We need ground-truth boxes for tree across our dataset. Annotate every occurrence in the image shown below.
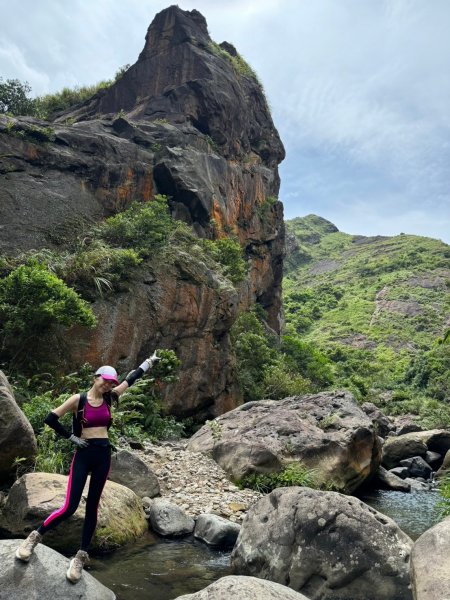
[0,77,36,115]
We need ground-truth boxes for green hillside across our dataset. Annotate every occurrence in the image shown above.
[283,215,450,426]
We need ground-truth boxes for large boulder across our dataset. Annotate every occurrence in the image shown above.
[174,575,311,600]
[410,516,450,600]
[188,391,382,492]
[0,472,147,551]
[0,539,115,599]
[231,487,413,600]
[108,449,160,498]
[0,371,37,482]
[382,430,450,469]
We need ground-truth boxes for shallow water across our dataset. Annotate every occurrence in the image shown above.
[359,489,441,540]
[89,531,232,600]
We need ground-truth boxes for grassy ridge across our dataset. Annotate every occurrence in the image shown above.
[283,215,450,422]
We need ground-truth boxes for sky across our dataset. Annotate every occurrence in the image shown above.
[1,0,449,243]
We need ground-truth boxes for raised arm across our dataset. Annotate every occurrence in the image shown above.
[112,351,160,397]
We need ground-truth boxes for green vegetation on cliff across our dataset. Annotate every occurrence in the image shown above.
[283,215,450,426]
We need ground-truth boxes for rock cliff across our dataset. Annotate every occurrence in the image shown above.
[0,6,285,418]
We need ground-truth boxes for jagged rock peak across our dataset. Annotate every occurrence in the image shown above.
[139,6,210,57]
[61,5,285,166]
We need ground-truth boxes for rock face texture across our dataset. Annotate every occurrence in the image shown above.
[0,5,285,418]
[410,516,450,600]
[0,371,37,483]
[108,449,160,498]
[0,472,147,551]
[188,391,382,492]
[382,430,450,470]
[0,539,116,600]
[174,575,311,600]
[231,487,413,600]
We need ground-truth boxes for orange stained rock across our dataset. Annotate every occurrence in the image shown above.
[116,167,135,207]
[141,171,153,201]
[211,198,226,238]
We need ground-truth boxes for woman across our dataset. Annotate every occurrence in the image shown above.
[15,352,160,583]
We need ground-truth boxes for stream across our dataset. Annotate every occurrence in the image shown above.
[89,489,441,600]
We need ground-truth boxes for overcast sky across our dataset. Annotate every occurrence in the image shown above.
[1,0,449,243]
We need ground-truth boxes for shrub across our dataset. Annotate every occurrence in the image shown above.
[238,462,317,493]
[99,196,174,255]
[0,263,96,364]
[201,237,247,284]
[34,80,112,119]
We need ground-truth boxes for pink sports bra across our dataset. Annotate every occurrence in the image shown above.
[83,400,111,429]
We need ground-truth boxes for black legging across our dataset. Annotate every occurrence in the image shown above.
[37,440,111,551]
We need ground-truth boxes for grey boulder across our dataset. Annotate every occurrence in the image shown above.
[108,449,160,498]
[410,516,450,600]
[148,498,194,536]
[188,391,382,493]
[0,539,115,599]
[231,486,413,600]
[174,575,310,599]
[194,513,240,547]
[0,371,37,482]
[399,456,432,479]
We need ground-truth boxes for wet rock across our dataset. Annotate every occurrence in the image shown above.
[148,498,194,536]
[0,539,115,599]
[231,487,413,600]
[399,456,432,479]
[109,449,160,498]
[189,391,381,493]
[194,513,240,547]
[0,472,147,551]
[174,575,311,599]
[377,466,411,491]
[389,467,410,479]
[411,516,450,600]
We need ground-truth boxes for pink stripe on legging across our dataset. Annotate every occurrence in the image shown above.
[43,452,76,527]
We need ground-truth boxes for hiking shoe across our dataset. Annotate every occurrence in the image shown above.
[15,530,42,562]
[66,550,89,583]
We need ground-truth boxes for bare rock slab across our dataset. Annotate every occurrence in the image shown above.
[0,539,115,600]
[410,516,450,600]
[188,391,381,492]
[231,487,413,600]
[174,575,310,599]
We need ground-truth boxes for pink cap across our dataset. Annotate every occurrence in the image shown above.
[95,365,119,385]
